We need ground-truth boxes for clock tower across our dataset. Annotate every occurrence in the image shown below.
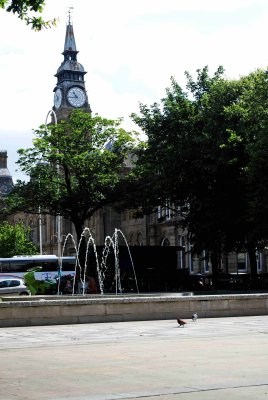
[53,15,91,120]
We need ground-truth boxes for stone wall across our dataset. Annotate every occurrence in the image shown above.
[0,293,268,327]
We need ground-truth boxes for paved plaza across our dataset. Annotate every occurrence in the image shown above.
[0,315,268,399]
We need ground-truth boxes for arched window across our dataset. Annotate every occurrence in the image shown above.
[161,237,170,246]
[137,232,143,246]
[129,233,133,246]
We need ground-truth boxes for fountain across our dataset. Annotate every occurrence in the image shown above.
[2,228,268,327]
[60,228,139,296]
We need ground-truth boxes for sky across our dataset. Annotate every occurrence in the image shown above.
[1,0,268,181]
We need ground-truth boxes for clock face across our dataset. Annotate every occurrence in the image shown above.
[67,87,86,107]
[54,89,62,109]
[0,182,11,195]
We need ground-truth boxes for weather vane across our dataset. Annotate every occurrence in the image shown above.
[67,7,74,24]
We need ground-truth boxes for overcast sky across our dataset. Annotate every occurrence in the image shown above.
[1,0,268,181]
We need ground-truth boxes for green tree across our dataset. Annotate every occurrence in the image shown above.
[0,0,56,30]
[130,67,268,276]
[6,110,142,245]
[0,221,38,257]
[226,69,268,274]
[130,67,238,272]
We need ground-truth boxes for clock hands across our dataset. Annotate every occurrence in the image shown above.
[67,87,85,107]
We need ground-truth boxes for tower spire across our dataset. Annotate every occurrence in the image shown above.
[52,9,91,120]
[63,7,77,57]
[68,6,73,25]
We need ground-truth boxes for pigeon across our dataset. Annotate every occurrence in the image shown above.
[192,312,198,322]
[177,318,187,327]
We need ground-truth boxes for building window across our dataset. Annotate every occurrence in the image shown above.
[157,206,164,221]
[237,252,247,272]
[203,250,210,273]
[188,242,194,273]
[129,233,133,246]
[157,204,171,222]
[137,232,143,246]
[165,203,171,220]
[256,251,263,273]
[178,235,186,269]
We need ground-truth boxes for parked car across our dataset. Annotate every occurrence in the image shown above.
[0,278,31,296]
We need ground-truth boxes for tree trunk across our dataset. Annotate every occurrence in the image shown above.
[247,242,257,278]
[210,250,220,277]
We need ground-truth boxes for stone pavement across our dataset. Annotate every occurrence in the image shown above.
[0,315,268,400]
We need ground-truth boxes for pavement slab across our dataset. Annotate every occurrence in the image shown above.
[0,315,268,399]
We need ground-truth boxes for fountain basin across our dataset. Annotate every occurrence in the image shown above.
[1,292,268,327]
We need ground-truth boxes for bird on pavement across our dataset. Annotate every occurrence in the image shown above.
[192,312,198,322]
[177,318,187,327]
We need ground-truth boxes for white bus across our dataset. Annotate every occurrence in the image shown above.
[0,255,76,281]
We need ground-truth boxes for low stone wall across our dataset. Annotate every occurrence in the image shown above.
[0,293,268,327]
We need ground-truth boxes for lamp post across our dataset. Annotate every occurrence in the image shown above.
[38,208,43,254]
[45,110,61,261]
[45,109,62,294]
[37,160,48,255]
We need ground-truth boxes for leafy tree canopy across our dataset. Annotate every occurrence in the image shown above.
[0,0,56,30]
[129,66,268,274]
[0,221,38,257]
[6,110,143,240]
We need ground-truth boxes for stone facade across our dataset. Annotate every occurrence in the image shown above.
[0,151,13,198]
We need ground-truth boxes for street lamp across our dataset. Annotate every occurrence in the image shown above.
[45,110,61,261]
[37,160,48,255]
[38,207,43,254]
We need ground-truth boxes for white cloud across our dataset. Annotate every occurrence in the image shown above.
[1,0,268,181]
